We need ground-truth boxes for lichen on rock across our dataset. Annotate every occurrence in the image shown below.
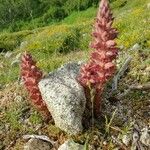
[38,62,86,135]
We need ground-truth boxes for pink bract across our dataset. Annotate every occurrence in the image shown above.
[78,0,119,117]
[21,52,51,121]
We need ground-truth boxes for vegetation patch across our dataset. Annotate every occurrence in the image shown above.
[0,0,149,149]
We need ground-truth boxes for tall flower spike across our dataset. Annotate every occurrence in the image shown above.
[21,52,51,121]
[78,0,119,117]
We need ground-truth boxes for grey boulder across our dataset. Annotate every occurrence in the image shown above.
[38,62,86,135]
[24,138,53,150]
[58,140,84,150]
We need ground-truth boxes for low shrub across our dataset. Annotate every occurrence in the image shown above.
[0,30,33,51]
[24,25,82,54]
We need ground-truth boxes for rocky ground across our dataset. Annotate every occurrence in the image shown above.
[0,44,150,150]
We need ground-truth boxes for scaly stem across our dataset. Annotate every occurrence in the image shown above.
[90,87,95,129]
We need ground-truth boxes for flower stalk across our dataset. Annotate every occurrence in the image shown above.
[78,0,119,118]
[21,52,51,121]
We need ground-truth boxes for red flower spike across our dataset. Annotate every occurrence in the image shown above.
[78,0,119,118]
[21,52,51,121]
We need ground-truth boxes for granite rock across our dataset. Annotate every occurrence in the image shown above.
[58,140,84,150]
[38,62,86,135]
[24,138,53,150]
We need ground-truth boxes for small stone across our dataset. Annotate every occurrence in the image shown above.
[14,95,23,102]
[0,62,4,68]
[133,131,140,142]
[145,66,150,72]
[103,141,107,145]
[24,138,53,150]
[131,131,140,150]
[4,51,13,58]
[130,43,140,51]
[122,134,131,146]
[147,3,150,9]
[5,84,9,87]
[0,52,5,56]
[20,41,28,50]
[119,45,124,50]
[16,53,22,59]
[11,59,20,66]
[24,119,32,126]
[5,124,10,131]
[35,124,42,131]
[58,140,84,150]
[23,135,53,143]
[140,127,150,147]
[88,144,96,150]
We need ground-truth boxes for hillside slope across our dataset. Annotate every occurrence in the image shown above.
[0,0,150,149]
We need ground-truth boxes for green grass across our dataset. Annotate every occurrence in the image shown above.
[113,0,150,48]
[0,30,34,51]
[29,111,43,125]
[0,1,149,149]
[62,7,96,24]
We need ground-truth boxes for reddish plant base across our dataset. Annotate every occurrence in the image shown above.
[78,0,119,118]
[21,52,51,121]
[84,87,102,118]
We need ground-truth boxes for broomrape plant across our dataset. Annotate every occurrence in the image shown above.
[21,52,51,121]
[77,0,118,118]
